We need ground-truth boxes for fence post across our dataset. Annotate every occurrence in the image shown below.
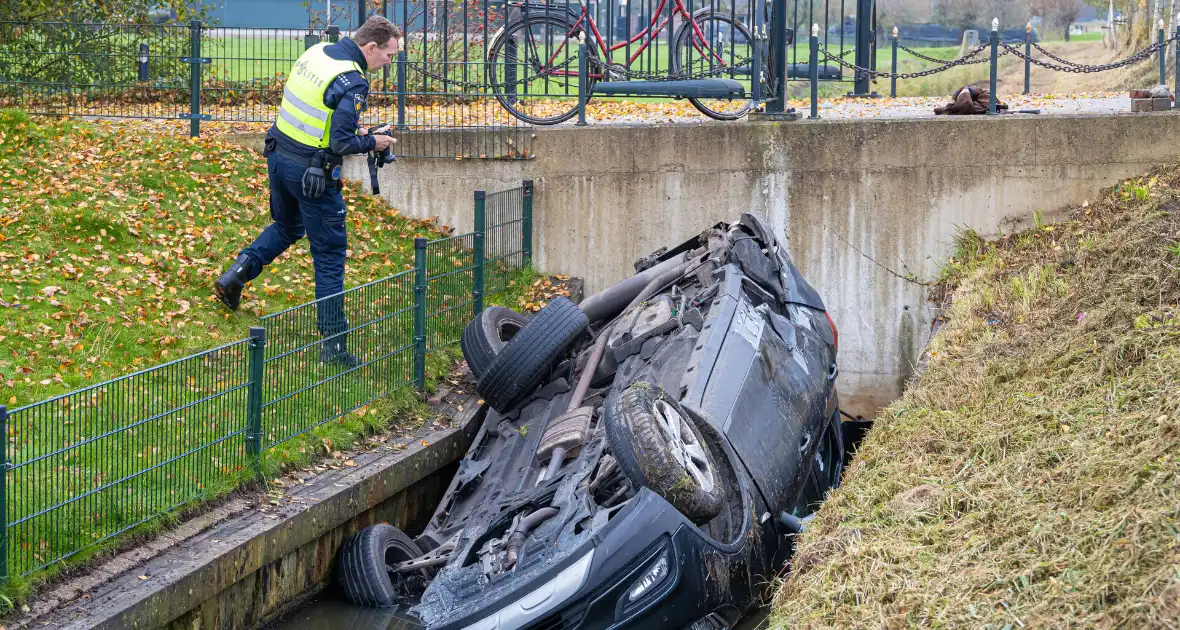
[473,191,486,317]
[0,405,7,584]
[396,48,407,130]
[988,18,999,115]
[246,327,266,479]
[1160,19,1167,87]
[752,25,763,105]
[1175,18,1180,108]
[766,0,788,113]
[890,27,898,98]
[809,24,820,119]
[1024,23,1031,95]
[413,238,428,392]
[522,179,534,266]
[577,32,588,126]
[187,20,203,138]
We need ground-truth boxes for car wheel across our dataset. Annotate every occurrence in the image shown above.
[603,383,724,525]
[337,523,426,607]
[476,297,588,413]
[461,306,530,380]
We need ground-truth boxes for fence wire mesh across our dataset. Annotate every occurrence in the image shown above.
[259,270,417,449]
[484,185,527,298]
[4,339,251,577]
[0,21,192,118]
[424,232,477,350]
[0,180,530,583]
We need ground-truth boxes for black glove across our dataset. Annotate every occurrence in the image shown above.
[302,165,326,198]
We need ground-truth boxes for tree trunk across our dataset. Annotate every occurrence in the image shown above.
[1065,23,1071,40]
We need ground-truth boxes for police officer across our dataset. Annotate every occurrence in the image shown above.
[214,16,402,367]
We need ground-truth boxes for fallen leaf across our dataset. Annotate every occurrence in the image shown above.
[344,460,357,467]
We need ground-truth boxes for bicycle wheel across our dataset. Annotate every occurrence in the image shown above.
[487,14,601,125]
[672,12,755,121]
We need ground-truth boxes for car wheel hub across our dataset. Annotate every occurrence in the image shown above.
[653,401,715,493]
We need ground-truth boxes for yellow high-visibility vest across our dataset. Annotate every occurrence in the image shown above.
[274,43,362,149]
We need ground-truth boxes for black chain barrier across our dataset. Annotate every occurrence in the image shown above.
[818,33,1178,82]
[820,42,997,80]
[1008,35,1178,73]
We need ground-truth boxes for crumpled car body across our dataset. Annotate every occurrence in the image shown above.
[353,214,844,630]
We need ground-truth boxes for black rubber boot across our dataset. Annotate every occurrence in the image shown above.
[321,332,362,368]
[214,253,255,311]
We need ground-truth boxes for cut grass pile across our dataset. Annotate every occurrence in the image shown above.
[773,165,1180,628]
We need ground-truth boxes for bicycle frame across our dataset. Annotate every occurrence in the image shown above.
[517,0,728,78]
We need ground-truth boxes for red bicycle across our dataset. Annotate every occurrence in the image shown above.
[486,0,756,124]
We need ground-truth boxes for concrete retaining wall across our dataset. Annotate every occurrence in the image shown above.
[29,400,481,630]
[230,111,1180,418]
[347,112,1180,418]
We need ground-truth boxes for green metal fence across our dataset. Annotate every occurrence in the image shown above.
[0,180,532,582]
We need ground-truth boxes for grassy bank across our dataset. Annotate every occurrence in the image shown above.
[773,165,1180,627]
[0,110,551,598]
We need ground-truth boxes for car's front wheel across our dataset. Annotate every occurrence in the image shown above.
[604,383,724,525]
[337,523,427,607]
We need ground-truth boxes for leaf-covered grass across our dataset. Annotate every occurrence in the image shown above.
[0,108,446,408]
[772,165,1180,628]
[0,109,543,599]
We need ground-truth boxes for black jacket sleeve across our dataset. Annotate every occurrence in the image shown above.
[324,71,377,156]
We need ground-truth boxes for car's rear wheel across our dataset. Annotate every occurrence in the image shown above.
[337,523,427,607]
[461,306,530,380]
[603,383,724,525]
[476,297,588,413]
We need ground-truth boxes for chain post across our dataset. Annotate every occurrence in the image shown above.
[246,327,266,479]
[767,0,788,113]
[1024,22,1032,95]
[577,32,588,126]
[989,18,999,115]
[809,24,820,119]
[413,238,428,392]
[188,20,202,137]
[522,180,534,266]
[396,47,407,130]
[1160,20,1168,87]
[473,191,486,317]
[0,405,7,584]
[890,27,898,98]
[752,24,763,105]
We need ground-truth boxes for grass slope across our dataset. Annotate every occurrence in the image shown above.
[0,109,447,408]
[773,166,1180,628]
[0,110,545,595]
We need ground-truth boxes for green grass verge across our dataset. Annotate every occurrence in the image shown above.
[772,165,1180,627]
[0,108,538,606]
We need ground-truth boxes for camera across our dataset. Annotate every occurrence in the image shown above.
[367,124,396,166]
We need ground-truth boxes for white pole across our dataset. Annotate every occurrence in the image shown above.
[327,0,333,26]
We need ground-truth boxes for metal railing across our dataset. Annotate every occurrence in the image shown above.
[0,0,866,152]
[0,180,533,581]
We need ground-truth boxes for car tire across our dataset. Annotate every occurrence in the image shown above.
[461,306,530,380]
[603,383,724,525]
[476,297,588,413]
[337,523,424,607]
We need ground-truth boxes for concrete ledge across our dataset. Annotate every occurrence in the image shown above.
[26,400,482,630]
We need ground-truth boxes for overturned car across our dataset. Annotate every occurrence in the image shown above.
[334,214,849,630]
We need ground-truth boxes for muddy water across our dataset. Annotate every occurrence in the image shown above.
[268,597,773,630]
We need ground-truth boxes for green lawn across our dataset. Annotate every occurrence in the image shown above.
[0,109,537,597]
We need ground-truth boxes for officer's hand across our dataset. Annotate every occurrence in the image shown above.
[302,165,327,199]
[373,134,396,152]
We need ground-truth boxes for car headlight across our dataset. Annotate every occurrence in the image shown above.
[626,551,671,603]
